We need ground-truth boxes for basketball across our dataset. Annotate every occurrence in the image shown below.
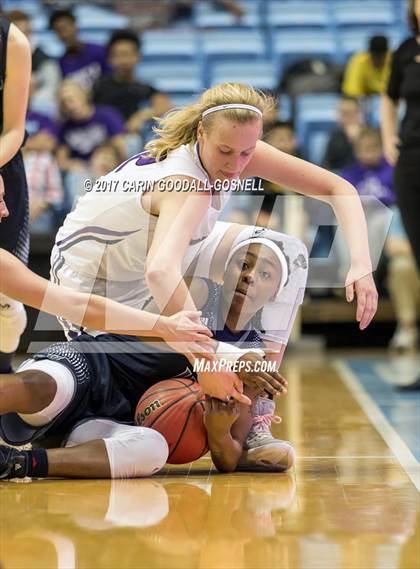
[135,378,208,464]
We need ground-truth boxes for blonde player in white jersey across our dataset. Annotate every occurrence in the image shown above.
[50,82,377,352]
[40,82,377,471]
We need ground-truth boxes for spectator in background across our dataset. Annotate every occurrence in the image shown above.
[256,121,301,228]
[24,95,65,234]
[68,142,123,203]
[49,9,110,89]
[7,9,60,110]
[340,128,419,351]
[90,142,122,181]
[56,80,126,204]
[342,35,391,98]
[323,96,365,171]
[92,29,171,147]
[224,121,301,228]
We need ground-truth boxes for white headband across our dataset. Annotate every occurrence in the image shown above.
[225,238,289,302]
[202,104,263,119]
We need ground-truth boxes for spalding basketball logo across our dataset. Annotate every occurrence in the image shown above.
[136,399,161,424]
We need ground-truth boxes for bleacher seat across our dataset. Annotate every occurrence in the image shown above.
[136,62,204,94]
[32,31,64,58]
[266,1,331,28]
[340,27,405,60]
[294,93,339,155]
[306,130,330,164]
[201,30,266,61]
[332,0,394,27]
[169,93,200,108]
[79,30,111,46]
[75,4,129,30]
[271,29,336,74]
[141,30,198,62]
[278,94,293,122]
[193,0,262,28]
[210,61,277,91]
[3,0,41,15]
[31,14,48,33]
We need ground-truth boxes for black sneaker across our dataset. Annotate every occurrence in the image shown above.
[0,445,30,479]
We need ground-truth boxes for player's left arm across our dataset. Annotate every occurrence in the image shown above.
[243,141,378,330]
[0,24,31,168]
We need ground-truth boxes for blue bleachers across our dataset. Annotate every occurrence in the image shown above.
[210,61,277,91]
[141,30,198,62]
[193,0,262,28]
[201,30,267,61]
[75,5,129,30]
[79,30,111,46]
[3,0,40,15]
[306,130,330,164]
[271,29,336,75]
[294,93,340,154]
[332,0,395,27]
[340,27,407,60]
[266,1,331,28]
[18,0,407,171]
[136,62,204,94]
[32,31,65,58]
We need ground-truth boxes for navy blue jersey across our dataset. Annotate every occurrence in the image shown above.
[200,278,263,349]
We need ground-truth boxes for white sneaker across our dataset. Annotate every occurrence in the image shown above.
[236,398,295,472]
[389,326,418,352]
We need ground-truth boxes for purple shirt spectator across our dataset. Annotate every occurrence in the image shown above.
[340,157,395,207]
[59,105,125,161]
[26,110,59,141]
[59,43,111,89]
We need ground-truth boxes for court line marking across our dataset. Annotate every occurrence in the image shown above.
[334,360,420,492]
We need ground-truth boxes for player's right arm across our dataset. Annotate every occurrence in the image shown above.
[145,178,213,316]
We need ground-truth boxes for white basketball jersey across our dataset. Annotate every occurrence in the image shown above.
[50,144,231,327]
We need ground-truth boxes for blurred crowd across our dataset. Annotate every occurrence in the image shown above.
[7,3,419,351]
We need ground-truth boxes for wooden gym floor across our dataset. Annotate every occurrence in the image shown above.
[0,352,418,569]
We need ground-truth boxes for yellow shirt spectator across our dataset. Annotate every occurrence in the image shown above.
[342,36,392,97]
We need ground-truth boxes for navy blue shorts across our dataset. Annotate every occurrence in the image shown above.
[0,333,195,446]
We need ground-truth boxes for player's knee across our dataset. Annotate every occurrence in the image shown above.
[104,426,169,479]
[17,369,57,408]
[0,296,27,353]
[16,360,75,426]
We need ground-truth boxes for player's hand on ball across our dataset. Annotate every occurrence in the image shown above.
[237,352,288,396]
[203,396,240,438]
[197,371,251,406]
